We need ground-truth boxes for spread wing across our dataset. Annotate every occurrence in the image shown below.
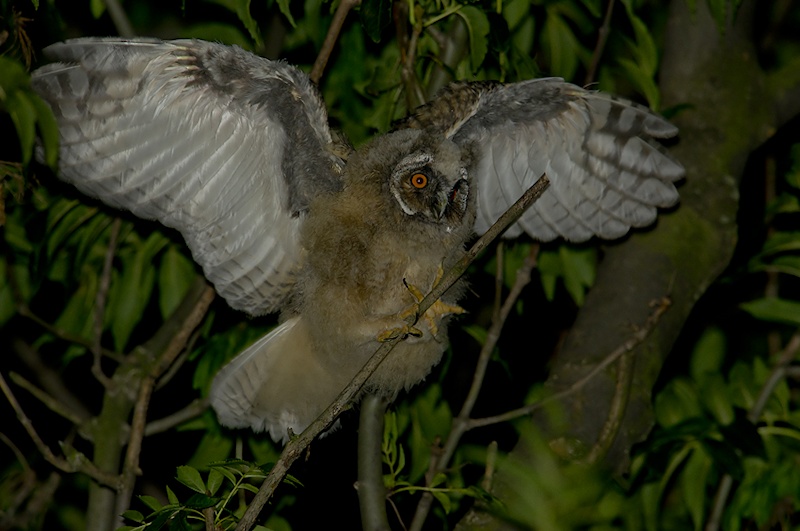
[32,38,344,315]
[405,79,684,241]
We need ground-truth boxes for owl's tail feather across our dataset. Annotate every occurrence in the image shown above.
[209,316,341,444]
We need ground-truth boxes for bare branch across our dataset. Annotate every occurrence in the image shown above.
[409,243,539,531]
[8,372,87,427]
[92,217,121,389]
[144,398,209,436]
[0,371,118,488]
[103,0,135,37]
[584,0,616,86]
[468,296,672,430]
[309,0,361,84]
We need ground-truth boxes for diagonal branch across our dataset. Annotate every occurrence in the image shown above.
[310,0,361,83]
[235,175,550,531]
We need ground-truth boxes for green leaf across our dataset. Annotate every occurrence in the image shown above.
[276,0,297,28]
[7,90,36,165]
[207,468,224,496]
[158,245,196,318]
[138,494,163,512]
[166,485,180,505]
[457,6,490,71]
[740,297,800,326]
[183,493,219,509]
[176,465,206,493]
[698,372,734,425]
[432,490,451,513]
[29,91,60,169]
[359,0,392,42]
[542,10,579,80]
[689,327,726,381]
[679,447,711,530]
[206,0,263,44]
[121,510,144,523]
[90,0,105,18]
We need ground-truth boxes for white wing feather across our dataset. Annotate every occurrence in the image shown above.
[32,38,342,314]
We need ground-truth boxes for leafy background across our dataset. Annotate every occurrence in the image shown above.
[1,0,800,530]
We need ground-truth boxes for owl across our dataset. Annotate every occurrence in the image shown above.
[31,38,684,443]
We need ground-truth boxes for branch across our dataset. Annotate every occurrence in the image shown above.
[92,217,121,389]
[114,278,216,524]
[357,394,390,531]
[0,371,118,488]
[468,296,671,430]
[144,398,209,436]
[235,175,550,531]
[103,0,135,37]
[309,0,361,84]
[409,243,539,531]
[584,0,616,86]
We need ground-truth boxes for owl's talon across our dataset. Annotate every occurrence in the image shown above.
[377,324,423,342]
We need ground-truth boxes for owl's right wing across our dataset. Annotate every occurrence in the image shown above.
[405,79,684,242]
[32,38,344,315]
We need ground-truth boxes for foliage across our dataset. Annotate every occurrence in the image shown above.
[0,0,799,530]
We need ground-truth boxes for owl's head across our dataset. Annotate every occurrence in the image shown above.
[384,131,471,231]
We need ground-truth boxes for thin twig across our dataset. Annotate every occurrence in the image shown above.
[309,0,361,83]
[8,372,87,427]
[0,371,119,488]
[92,218,121,388]
[144,398,209,436]
[705,330,800,531]
[583,349,634,464]
[409,243,539,531]
[103,0,135,37]
[468,296,671,430]
[17,306,124,361]
[584,0,615,86]
[10,337,92,422]
[235,175,550,531]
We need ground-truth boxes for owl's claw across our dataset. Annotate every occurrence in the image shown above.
[377,302,423,342]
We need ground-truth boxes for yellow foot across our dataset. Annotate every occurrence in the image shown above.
[376,265,466,342]
[377,303,423,342]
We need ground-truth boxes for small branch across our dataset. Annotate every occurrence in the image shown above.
[203,507,215,531]
[357,394,390,531]
[103,0,135,37]
[236,176,550,531]
[10,337,92,422]
[584,0,616,86]
[582,349,634,464]
[8,372,87,427]
[309,0,361,83]
[92,218,121,389]
[468,296,671,430]
[705,330,800,531]
[144,398,209,436]
[409,243,539,531]
[0,371,118,488]
[114,279,216,524]
[16,306,124,361]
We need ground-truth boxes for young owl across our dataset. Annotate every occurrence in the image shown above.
[31,38,684,443]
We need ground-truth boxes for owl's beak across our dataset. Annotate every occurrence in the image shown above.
[438,178,469,222]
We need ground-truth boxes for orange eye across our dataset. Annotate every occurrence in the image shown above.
[411,173,428,189]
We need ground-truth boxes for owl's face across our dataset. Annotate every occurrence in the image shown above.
[385,132,470,232]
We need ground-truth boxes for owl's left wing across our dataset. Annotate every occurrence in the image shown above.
[405,79,684,242]
[32,38,344,315]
